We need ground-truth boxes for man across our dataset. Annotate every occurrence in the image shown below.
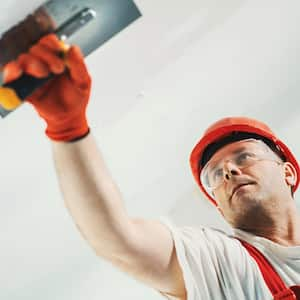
[3,34,300,299]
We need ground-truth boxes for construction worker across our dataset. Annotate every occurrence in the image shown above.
[3,34,300,299]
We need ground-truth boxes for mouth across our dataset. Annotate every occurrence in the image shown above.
[230,182,256,200]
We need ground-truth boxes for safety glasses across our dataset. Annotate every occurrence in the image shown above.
[200,139,283,196]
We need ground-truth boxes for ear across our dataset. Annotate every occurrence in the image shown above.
[283,162,297,187]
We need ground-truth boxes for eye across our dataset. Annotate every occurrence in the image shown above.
[213,168,224,181]
[235,152,253,165]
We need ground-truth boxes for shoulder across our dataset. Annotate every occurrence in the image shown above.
[159,218,267,299]
[160,217,251,272]
[160,217,240,252]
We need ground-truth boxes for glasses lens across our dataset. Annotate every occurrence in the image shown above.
[201,161,223,191]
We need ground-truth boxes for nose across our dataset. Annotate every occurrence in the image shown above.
[223,161,242,181]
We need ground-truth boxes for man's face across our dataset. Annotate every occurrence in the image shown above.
[202,139,296,227]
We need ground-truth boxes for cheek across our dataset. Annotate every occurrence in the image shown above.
[213,188,226,203]
[214,190,231,211]
[255,166,284,193]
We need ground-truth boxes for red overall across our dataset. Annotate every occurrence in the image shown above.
[239,239,300,299]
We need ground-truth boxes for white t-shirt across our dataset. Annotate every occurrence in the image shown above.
[158,218,300,300]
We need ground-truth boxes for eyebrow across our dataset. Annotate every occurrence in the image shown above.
[231,146,249,155]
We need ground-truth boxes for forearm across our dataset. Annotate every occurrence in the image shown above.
[51,132,133,258]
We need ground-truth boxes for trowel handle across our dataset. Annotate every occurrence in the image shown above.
[0,74,53,117]
[4,73,53,99]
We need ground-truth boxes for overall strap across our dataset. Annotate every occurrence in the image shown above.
[238,239,297,300]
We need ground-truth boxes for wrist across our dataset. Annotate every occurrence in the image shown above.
[67,128,90,143]
[45,112,89,142]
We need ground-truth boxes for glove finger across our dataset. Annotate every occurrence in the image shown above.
[3,61,23,83]
[18,53,50,78]
[30,43,65,74]
[39,33,69,52]
[66,46,91,89]
[26,77,57,105]
[26,80,53,105]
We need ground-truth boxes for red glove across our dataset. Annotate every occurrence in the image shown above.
[3,34,92,142]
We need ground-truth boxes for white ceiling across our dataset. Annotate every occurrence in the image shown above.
[1,1,300,299]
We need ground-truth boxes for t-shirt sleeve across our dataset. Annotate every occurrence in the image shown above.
[157,216,258,300]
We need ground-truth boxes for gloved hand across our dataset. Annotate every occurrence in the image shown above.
[3,33,92,142]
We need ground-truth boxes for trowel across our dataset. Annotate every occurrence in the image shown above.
[0,0,141,117]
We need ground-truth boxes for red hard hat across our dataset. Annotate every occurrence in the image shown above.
[190,117,300,206]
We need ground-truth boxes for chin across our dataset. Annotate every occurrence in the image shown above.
[233,185,266,206]
[229,195,260,216]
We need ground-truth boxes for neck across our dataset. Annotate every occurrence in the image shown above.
[234,202,300,246]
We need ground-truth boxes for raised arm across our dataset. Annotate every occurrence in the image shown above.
[3,34,186,299]
[52,133,186,299]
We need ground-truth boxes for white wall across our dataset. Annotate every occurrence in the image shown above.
[0,1,299,299]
